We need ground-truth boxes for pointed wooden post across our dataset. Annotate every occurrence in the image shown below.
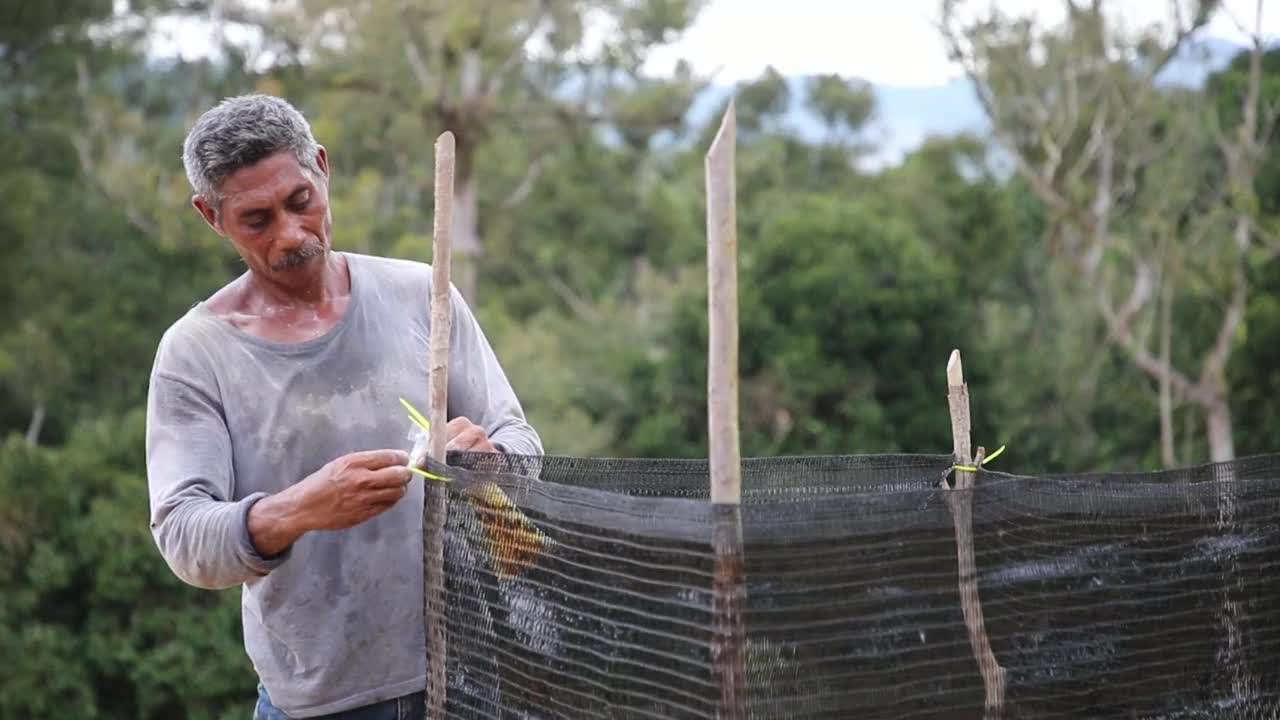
[424,130,455,720]
[706,99,747,719]
[945,349,1005,719]
[947,350,972,491]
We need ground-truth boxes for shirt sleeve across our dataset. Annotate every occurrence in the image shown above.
[444,283,544,458]
[145,334,290,590]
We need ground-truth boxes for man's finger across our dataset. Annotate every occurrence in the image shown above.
[367,486,407,506]
[365,465,413,488]
[446,427,485,452]
[445,416,473,439]
[350,449,410,468]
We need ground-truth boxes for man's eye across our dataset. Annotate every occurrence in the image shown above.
[291,190,311,208]
[246,217,269,229]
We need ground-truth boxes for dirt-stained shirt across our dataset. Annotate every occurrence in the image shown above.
[144,251,541,717]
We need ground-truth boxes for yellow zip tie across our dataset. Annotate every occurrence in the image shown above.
[954,444,1006,473]
[408,466,451,483]
[398,397,449,482]
[398,397,432,433]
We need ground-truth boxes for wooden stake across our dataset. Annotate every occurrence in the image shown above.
[707,100,741,507]
[424,130,455,720]
[946,350,971,490]
[706,100,746,720]
[944,349,1005,719]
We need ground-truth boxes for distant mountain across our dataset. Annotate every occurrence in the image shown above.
[683,36,1248,169]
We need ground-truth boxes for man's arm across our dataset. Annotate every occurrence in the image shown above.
[147,369,415,588]
[444,282,544,456]
[146,370,291,590]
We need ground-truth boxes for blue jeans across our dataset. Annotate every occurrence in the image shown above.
[254,685,426,720]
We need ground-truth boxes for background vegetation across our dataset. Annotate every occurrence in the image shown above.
[1,0,1277,716]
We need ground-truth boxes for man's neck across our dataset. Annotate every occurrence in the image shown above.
[245,251,350,313]
[207,251,353,343]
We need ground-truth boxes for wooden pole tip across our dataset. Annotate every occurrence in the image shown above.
[947,349,964,387]
[707,98,736,160]
[436,131,456,152]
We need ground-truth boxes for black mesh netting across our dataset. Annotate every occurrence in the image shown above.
[420,451,1280,719]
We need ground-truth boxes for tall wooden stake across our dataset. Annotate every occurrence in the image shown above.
[424,130,455,720]
[706,100,746,719]
[945,349,1005,719]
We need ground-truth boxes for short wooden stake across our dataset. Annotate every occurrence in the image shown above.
[945,349,1005,718]
[706,99,746,719]
[424,130,455,720]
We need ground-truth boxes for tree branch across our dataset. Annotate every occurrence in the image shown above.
[501,155,545,209]
[1201,252,1247,388]
[403,34,433,90]
[484,3,548,98]
[396,1,444,102]
[72,56,158,239]
[938,10,1105,242]
[1137,2,1212,87]
[1096,265,1198,402]
[1260,221,1280,261]
[1063,110,1107,192]
[544,271,602,323]
[1198,2,1263,393]
[1158,256,1176,467]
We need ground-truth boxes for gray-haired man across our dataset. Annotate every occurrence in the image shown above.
[145,93,542,718]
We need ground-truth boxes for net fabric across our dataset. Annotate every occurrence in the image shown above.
[425,452,1280,719]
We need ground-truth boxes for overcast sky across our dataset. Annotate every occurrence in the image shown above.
[152,0,1278,88]
[644,0,1278,86]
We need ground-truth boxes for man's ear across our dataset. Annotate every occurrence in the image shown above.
[315,145,330,180]
[192,195,224,236]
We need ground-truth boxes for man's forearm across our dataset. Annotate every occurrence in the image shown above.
[492,421,543,457]
[247,490,311,559]
[150,492,295,590]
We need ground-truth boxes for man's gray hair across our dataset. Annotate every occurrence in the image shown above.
[182,94,322,206]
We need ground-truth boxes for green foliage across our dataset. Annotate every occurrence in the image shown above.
[808,73,875,140]
[741,195,967,455]
[0,414,252,719]
[4,0,1280,714]
[942,0,1277,464]
[1211,49,1280,458]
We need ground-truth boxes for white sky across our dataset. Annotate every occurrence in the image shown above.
[152,0,1280,88]
[643,0,1280,87]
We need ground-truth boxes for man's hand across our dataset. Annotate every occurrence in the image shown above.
[248,449,411,558]
[293,449,413,530]
[446,417,497,453]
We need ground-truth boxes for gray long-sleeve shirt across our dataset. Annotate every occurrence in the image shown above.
[144,251,542,717]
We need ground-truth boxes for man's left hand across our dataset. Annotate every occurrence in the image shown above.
[445,417,498,453]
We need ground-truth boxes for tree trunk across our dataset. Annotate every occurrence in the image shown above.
[1205,395,1235,464]
[451,173,480,303]
[1207,388,1250,705]
[444,47,485,305]
[1159,281,1175,468]
[25,400,46,447]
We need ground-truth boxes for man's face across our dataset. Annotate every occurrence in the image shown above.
[194,147,334,284]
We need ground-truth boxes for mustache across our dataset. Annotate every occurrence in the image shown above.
[271,242,325,272]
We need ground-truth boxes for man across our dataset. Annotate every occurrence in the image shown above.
[145,93,542,718]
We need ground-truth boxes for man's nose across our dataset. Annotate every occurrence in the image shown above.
[276,212,308,250]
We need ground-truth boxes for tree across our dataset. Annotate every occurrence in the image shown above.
[940,0,1276,464]
[0,413,254,719]
[1212,47,1280,459]
[243,0,710,302]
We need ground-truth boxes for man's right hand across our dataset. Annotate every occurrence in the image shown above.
[247,449,411,559]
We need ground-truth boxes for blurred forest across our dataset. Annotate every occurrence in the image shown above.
[2,0,1279,717]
